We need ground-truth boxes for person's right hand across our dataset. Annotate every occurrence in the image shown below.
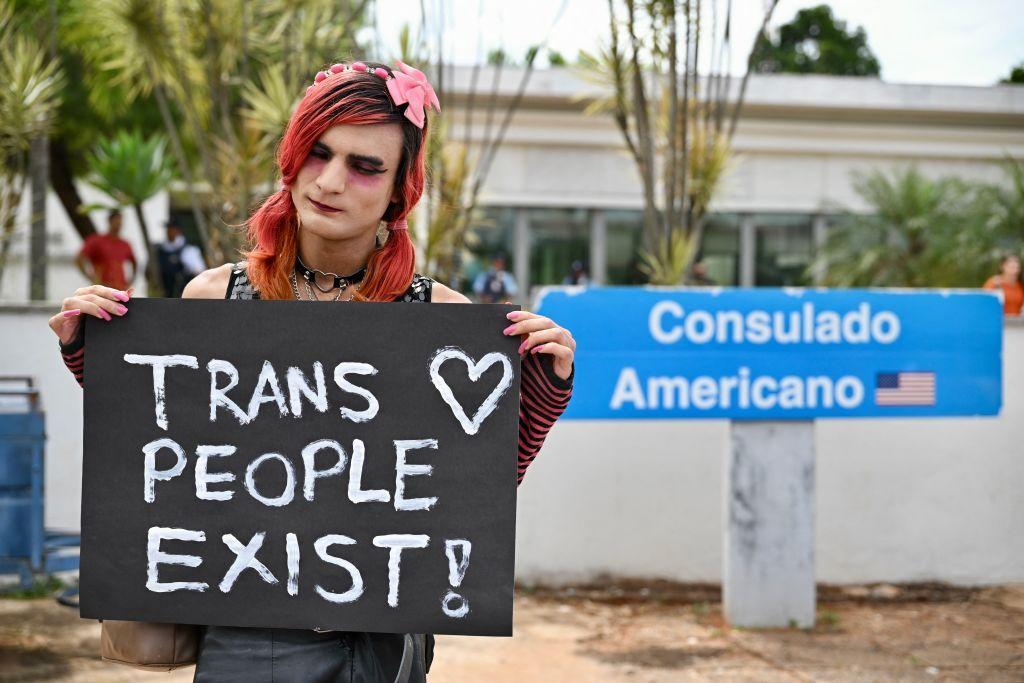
[48,285,133,345]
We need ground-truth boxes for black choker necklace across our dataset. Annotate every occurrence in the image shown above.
[295,257,367,293]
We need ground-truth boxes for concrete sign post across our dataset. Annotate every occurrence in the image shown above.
[725,421,815,627]
[536,286,1002,628]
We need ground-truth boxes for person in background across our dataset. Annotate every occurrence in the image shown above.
[473,252,519,303]
[75,209,136,290]
[562,260,589,285]
[983,253,1023,316]
[156,220,207,297]
[689,260,716,286]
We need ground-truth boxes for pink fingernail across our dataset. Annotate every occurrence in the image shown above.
[503,325,516,335]
[98,310,112,321]
[506,311,521,320]
[531,345,543,354]
[115,304,128,315]
[63,309,81,318]
[518,342,527,354]
[114,291,130,302]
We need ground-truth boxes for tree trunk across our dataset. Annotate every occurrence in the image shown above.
[0,175,27,294]
[625,0,660,252]
[679,0,693,242]
[665,2,679,247]
[727,0,779,142]
[29,136,49,300]
[49,139,97,240]
[132,203,158,295]
[153,83,211,256]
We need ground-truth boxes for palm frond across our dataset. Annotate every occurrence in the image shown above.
[639,231,698,285]
[0,23,65,158]
[86,129,174,206]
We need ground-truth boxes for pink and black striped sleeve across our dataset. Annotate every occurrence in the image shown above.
[517,352,574,485]
[59,330,86,387]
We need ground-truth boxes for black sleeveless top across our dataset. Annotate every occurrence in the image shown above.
[202,270,435,683]
[225,262,434,302]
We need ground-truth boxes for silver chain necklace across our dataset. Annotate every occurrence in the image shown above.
[289,271,358,302]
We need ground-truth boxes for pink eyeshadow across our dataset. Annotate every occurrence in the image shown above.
[302,156,327,172]
[347,170,384,187]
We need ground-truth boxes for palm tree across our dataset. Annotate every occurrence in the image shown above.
[980,158,1024,248]
[67,0,368,262]
[579,0,779,285]
[810,167,974,287]
[953,158,1024,285]
[0,1,64,291]
[85,130,174,293]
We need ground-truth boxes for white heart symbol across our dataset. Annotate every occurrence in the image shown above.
[429,347,514,435]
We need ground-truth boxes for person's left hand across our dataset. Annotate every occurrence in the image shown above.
[503,310,576,380]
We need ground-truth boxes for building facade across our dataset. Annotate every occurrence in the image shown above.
[2,71,1022,303]
[447,68,1024,297]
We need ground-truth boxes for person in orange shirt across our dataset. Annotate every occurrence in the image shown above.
[76,210,136,290]
[983,253,1023,316]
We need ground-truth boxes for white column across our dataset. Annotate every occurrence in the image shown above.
[724,420,816,628]
[590,209,607,285]
[513,207,530,305]
[739,214,756,287]
[811,214,828,285]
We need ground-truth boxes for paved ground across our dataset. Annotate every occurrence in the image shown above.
[0,583,1021,681]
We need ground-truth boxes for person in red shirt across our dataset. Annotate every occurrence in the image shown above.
[76,209,136,290]
[983,253,1023,316]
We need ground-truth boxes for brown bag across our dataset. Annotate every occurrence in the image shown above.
[100,620,201,671]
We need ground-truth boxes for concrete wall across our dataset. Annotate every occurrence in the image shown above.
[517,318,1024,586]
[1,306,1021,585]
[0,304,87,534]
[447,71,1024,213]
[470,109,1021,213]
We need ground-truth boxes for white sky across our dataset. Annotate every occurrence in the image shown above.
[372,0,1024,86]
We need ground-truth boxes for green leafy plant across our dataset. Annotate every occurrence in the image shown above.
[1,575,64,599]
[640,231,698,285]
[811,163,1024,287]
[66,0,368,261]
[0,0,64,291]
[581,0,779,285]
[818,609,841,628]
[752,4,881,76]
[85,130,174,291]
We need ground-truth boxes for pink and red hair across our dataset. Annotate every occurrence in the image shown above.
[245,62,428,301]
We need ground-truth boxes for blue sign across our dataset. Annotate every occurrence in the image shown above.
[535,287,1002,420]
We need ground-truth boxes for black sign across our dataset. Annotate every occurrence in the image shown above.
[80,299,520,636]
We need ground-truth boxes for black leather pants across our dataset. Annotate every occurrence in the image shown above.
[193,627,428,683]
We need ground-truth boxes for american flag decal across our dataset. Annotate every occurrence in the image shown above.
[875,371,936,406]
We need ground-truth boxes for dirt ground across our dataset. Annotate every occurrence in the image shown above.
[0,583,1021,682]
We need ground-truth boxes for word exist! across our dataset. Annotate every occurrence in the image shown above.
[148,528,473,617]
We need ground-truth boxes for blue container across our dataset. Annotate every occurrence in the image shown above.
[0,411,45,569]
[0,378,79,588]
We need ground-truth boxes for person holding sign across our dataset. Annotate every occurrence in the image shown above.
[49,59,575,681]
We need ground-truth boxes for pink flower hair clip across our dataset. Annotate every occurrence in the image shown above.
[306,60,441,129]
